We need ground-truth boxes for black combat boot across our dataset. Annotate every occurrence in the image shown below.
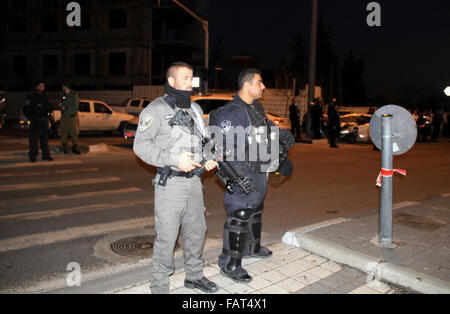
[62,144,68,154]
[244,209,273,259]
[219,209,253,283]
[72,144,81,155]
[184,277,219,293]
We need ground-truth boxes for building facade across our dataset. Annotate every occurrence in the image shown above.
[0,0,209,91]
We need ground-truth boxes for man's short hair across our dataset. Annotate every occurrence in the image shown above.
[62,82,72,89]
[166,62,193,80]
[35,81,45,87]
[237,68,262,90]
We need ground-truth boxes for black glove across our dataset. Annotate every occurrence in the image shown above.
[278,158,293,176]
[279,130,295,161]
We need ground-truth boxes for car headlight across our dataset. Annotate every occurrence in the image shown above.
[341,130,350,134]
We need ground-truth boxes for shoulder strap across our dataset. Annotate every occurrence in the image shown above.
[190,103,206,137]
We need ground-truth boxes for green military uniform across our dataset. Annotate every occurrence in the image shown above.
[61,90,79,150]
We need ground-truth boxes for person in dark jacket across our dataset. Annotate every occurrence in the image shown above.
[214,69,294,283]
[431,109,442,139]
[23,81,53,162]
[327,98,341,148]
[289,100,301,140]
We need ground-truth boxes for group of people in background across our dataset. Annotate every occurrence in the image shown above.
[411,108,449,142]
[289,96,341,148]
[22,81,80,162]
[289,98,449,146]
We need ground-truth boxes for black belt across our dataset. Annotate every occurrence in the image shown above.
[157,167,192,178]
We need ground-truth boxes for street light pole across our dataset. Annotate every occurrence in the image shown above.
[171,0,209,94]
[444,86,450,97]
[306,0,318,138]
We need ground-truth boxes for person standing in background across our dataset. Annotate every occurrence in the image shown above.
[60,82,80,154]
[23,81,53,162]
[327,98,340,148]
[289,99,301,140]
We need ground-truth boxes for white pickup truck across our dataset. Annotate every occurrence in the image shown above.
[51,99,134,135]
[110,97,153,116]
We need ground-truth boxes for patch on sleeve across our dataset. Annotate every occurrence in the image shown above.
[220,120,232,134]
[139,114,153,132]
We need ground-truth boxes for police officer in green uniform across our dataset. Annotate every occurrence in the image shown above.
[60,82,80,154]
[133,62,219,294]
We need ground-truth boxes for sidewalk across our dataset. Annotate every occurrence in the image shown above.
[112,193,450,295]
[111,242,401,295]
[282,193,450,294]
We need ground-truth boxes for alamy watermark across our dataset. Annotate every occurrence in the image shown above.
[66,262,81,287]
[180,125,281,173]
[366,2,381,27]
[66,2,81,27]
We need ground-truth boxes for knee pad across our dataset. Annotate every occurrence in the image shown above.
[231,208,251,221]
[222,210,251,259]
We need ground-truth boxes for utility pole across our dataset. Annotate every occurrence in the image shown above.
[306,0,318,138]
[171,0,209,94]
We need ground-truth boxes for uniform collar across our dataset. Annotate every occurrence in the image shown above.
[234,94,259,109]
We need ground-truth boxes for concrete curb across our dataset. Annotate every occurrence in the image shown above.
[88,143,109,153]
[282,230,450,294]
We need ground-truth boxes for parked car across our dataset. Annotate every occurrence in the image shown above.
[266,112,290,130]
[0,93,6,128]
[191,94,234,123]
[111,98,153,116]
[339,113,372,144]
[51,99,134,136]
[338,110,353,116]
[123,94,290,140]
[124,94,234,140]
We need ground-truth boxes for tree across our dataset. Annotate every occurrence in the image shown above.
[290,31,308,88]
[316,19,338,103]
[342,51,368,105]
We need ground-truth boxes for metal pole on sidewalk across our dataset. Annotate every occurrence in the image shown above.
[306,0,318,138]
[379,114,393,244]
[171,0,209,95]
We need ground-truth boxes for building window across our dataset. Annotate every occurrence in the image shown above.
[42,14,58,32]
[12,56,27,76]
[74,54,91,76]
[109,53,126,76]
[73,11,92,31]
[79,12,92,31]
[43,55,58,76]
[13,1,27,10]
[13,17,27,33]
[109,10,127,29]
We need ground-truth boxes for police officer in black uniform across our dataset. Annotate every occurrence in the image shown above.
[327,98,340,148]
[214,69,294,283]
[23,81,53,162]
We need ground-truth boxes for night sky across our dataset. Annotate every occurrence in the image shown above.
[210,0,450,102]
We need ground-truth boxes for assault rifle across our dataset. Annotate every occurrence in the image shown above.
[168,110,255,195]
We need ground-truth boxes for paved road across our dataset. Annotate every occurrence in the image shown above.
[0,130,449,293]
